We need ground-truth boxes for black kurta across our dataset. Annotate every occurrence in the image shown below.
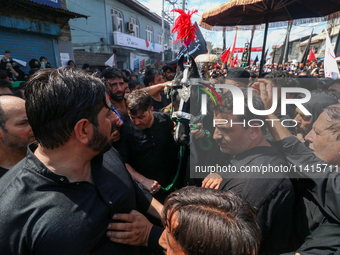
[0,145,151,255]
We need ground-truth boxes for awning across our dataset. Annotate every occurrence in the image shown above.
[0,0,87,19]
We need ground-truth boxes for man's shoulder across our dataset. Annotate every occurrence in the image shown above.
[153,111,171,122]
[0,158,26,195]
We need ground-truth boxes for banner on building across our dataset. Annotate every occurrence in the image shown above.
[30,0,62,9]
[130,53,150,70]
[114,32,162,53]
[166,22,207,66]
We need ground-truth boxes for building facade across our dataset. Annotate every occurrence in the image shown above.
[66,0,173,70]
[0,0,85,73]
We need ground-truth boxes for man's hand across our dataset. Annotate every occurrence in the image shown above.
[252,79,274,111]
[296,133,305,143]
[202,173,223,189]
[110,129,121,142]
[141,178,161,194]
[107,210,153,246]
[191,123,205,139]
[112,112,123,128]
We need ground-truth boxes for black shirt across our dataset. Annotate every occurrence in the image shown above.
[117,112,179,189]
[152,93,170,112]
[0,166,8,178]
[275,136,340,255]
[0,145,151,255]
[219,145,294,255]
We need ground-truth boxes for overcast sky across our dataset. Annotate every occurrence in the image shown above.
[139,0,327,60]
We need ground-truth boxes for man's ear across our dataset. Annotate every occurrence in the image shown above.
[248,123,262,140]
[0,127,4,139]
[150,106,154,113]
[74,119,91,145]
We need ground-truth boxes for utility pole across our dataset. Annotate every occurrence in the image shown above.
[161,0,165,62]
[182,0,185,10]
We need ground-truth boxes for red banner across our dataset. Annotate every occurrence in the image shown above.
[234,47,263,53]
[140,59,145,69]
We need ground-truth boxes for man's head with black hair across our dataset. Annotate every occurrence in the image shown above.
[39,57,47,65]
[101,68,125,101]
[28,59,40,70]
[162,65,175,81]
[163,187,261,255]
[143,68,164,87]
[67,60,75,68]
[212,89,267,155]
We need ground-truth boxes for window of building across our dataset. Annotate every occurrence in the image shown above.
[146,25,153,42]
[288,43,292,55]
[169,36,173,47]
[314,47,319,54]
[111,8,123,32]
[158,32,163,45]
[130,17,139,37]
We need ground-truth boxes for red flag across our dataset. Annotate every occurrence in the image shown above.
[309,48,316,62]
[220,47,230,63]
[229,30,237,68]
[234,53,238,67]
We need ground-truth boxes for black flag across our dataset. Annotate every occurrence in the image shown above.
[254,55,259,66]
[166,22,207,66]
[300,29,314,65]
[247,25,256,66]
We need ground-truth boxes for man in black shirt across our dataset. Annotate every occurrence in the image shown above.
[117,90,179,202]
[202,89,294,254]
[257,78,340,254]
[0,68,162,255]
[143,68,170,112]
[0,95,35,178]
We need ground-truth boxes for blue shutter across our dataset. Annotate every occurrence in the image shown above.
[0,28,56,74]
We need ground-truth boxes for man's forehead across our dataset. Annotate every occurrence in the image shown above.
[314,111,333,131]
[213,112,238,126]
[129,110,146,118]
[108,78,123,83]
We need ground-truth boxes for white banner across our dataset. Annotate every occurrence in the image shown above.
[113,32,162,53]
[130,53,150,70]
[324,31,340,79]
[105,54,116,67]
[0,56,26,67]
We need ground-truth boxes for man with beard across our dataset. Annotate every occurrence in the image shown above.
[202,89,294,254]
[0,96,35,178]
[294,91,338,142]
[101,68,129,121]
[257,79,340,254]
[162,65,175,81]
[0,67,163,255]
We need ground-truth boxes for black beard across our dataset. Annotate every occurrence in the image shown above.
[87,125,112,154]
[109,91,124,101]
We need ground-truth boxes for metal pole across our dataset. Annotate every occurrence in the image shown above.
[161,0,165,62]
[282,21,292,65]
[222,28,226,51]
[259,19,269,78]
[182,0,185,10]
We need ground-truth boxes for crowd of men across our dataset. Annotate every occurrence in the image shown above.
[1,48,340,255]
